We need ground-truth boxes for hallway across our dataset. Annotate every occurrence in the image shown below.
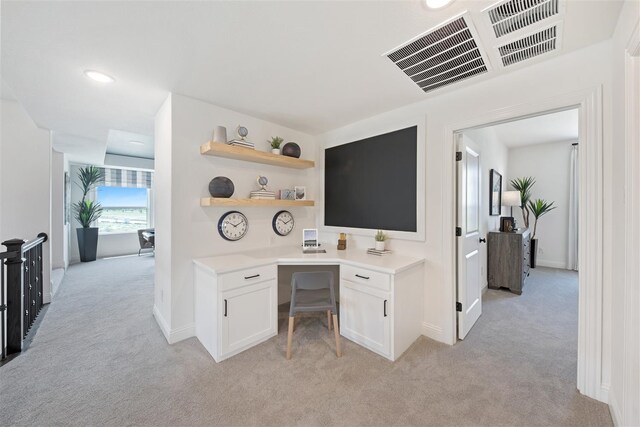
[0,258,611,426]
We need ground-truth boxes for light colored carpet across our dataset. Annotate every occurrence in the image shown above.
[0,257,612,426]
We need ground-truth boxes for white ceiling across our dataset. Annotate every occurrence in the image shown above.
[1,1,623,163]
[483,108,579,148]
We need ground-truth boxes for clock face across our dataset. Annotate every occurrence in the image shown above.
[272,210,294,236]
[218,211,248,241]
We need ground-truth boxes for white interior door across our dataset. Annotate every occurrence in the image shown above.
[456,133,482,339]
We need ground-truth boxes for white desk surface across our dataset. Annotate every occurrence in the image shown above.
[193,246,424,275]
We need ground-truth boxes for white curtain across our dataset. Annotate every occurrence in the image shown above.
[567,144,579,270]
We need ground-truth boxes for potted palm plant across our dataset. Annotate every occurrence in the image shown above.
[528,198,556,268]
[73,166,104,262]
[510,176,535,228]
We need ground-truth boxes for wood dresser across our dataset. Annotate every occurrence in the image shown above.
[487,228,531,294]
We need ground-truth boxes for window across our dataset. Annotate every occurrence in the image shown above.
[96,186,151,233]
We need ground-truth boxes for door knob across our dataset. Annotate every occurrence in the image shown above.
[479,238,486,243]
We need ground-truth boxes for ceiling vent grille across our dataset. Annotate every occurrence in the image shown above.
[498,25,557,66]
[385,16,488,93]
[488,0,559,38]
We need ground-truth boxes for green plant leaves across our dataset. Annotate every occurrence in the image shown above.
[528,199,556,218]
[73,199,103,228]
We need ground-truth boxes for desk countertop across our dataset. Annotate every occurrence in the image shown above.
[193,246,424,275]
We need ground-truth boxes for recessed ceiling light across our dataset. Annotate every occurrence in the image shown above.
[84,70,115,83]
[425,0,454,9]
[129,140,145,145]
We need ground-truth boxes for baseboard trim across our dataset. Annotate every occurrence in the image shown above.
[608,390,621,426]
[422,322,445,343]
[536,259,567,269]
[152,305,195,344]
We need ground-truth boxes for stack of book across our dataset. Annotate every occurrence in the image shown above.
[366,248,392,256]
[249,189,276,200]
[228,139,255,149]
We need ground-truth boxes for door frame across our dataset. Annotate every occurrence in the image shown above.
[444,86,605,402]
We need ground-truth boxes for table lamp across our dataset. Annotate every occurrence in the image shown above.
[500,191,521,232]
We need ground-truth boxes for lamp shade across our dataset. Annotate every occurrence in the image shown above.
[502,191,521,207]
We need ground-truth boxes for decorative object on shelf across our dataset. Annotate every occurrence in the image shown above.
[272,210,294,236]
[294,186,306,200]
[73,165,104,262]
[228,125,254,149]
[282,142,301,158]
[509,176,535,228]
[489,169,502,216]
[367,247,392,256]
[527,198,556,268]
[208,176,235,198]
[212,126,227,144]
[374,230,387,251]
[337,232,347,250]
[250,176,276,200]
[268,136,284,155]
[500,190,521,231]
[500,217,515,232]
[280,189,295,200]
[218,211,248,241]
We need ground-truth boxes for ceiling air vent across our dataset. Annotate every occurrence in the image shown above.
[498,25,557,66]
[385,15,489,93]
[488,0,559,38]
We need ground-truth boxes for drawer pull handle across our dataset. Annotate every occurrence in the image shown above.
[244,274,260,280]
[224,299,228,317]
[384,300,388,317]
[355,274,370,280]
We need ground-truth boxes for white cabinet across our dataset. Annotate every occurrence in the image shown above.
[195,263,277,362]
[339,263,423,361]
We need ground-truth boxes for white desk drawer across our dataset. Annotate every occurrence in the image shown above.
[341,264,390,291]
[219,264,277,291]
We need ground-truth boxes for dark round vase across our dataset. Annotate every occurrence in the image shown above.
[282,142,301,158]
[208,176,234,198]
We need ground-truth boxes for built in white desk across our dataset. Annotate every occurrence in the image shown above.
[193,246,424,362]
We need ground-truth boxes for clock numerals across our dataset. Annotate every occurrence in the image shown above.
[218,211,248,241]
[272,210,294,236]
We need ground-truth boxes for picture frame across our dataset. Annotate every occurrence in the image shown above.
[64,171,70,225]
[280,189,295,200]
[500,216,515,232]
[294,186,306,200]
[490,169,502,216]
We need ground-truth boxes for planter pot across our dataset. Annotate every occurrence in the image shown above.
[375,241,385,251]
[530,238,538,268]
[271,148,281,155]
[77,227,99,262]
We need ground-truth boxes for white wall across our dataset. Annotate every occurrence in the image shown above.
[0,99,52,302]
[507,141,574,269]
[462,128,509,289]
[51,150,67,270]
[154,93,317,342]
[104,153,154,170]
[609,1,640,424]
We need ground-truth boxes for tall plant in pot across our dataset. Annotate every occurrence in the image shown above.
[73,166,104,262]
[509,176,535,228]
[528,198,556,268]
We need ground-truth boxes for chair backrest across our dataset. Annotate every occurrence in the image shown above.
[291,271,333,291]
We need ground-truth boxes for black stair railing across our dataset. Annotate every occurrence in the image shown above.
[1,232,48,360]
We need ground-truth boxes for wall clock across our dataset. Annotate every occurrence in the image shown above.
[272,210,294,236]
[218,211,248,241]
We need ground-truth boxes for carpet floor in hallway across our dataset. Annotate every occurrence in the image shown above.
[0,257,612,426]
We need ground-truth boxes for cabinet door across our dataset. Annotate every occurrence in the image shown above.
[340,279,391,358]
[220,279,277,358]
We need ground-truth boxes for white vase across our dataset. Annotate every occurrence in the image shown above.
[213,126,227,144]
[272,148,281,155]
[375,241,385,251]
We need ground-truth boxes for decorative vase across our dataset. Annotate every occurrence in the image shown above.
[77,227,99,262]
[375,241,385,251]
[209,176,235,198]
[271,148,281,155]
[213,126,227,144]
[282,142,301,158]
[530,238,538,268]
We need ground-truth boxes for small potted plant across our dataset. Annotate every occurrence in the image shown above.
[268,136,284,155]
[374,230,387,251]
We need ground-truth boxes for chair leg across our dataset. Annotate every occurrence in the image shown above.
[138,248,142,256]
[327,310,332,331]
[332,313,341,357]
[286,316,295,360]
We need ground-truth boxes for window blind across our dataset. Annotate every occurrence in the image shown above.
[98,168,153,189]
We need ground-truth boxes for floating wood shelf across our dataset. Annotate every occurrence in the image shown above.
[201,198,315,207]
[200,141,315,169]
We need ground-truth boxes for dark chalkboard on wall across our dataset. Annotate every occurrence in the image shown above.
[324,126,417,232]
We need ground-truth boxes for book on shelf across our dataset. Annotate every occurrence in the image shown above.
[366,248,393,256]
[228,139,255,148]
[249,190,276,200]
